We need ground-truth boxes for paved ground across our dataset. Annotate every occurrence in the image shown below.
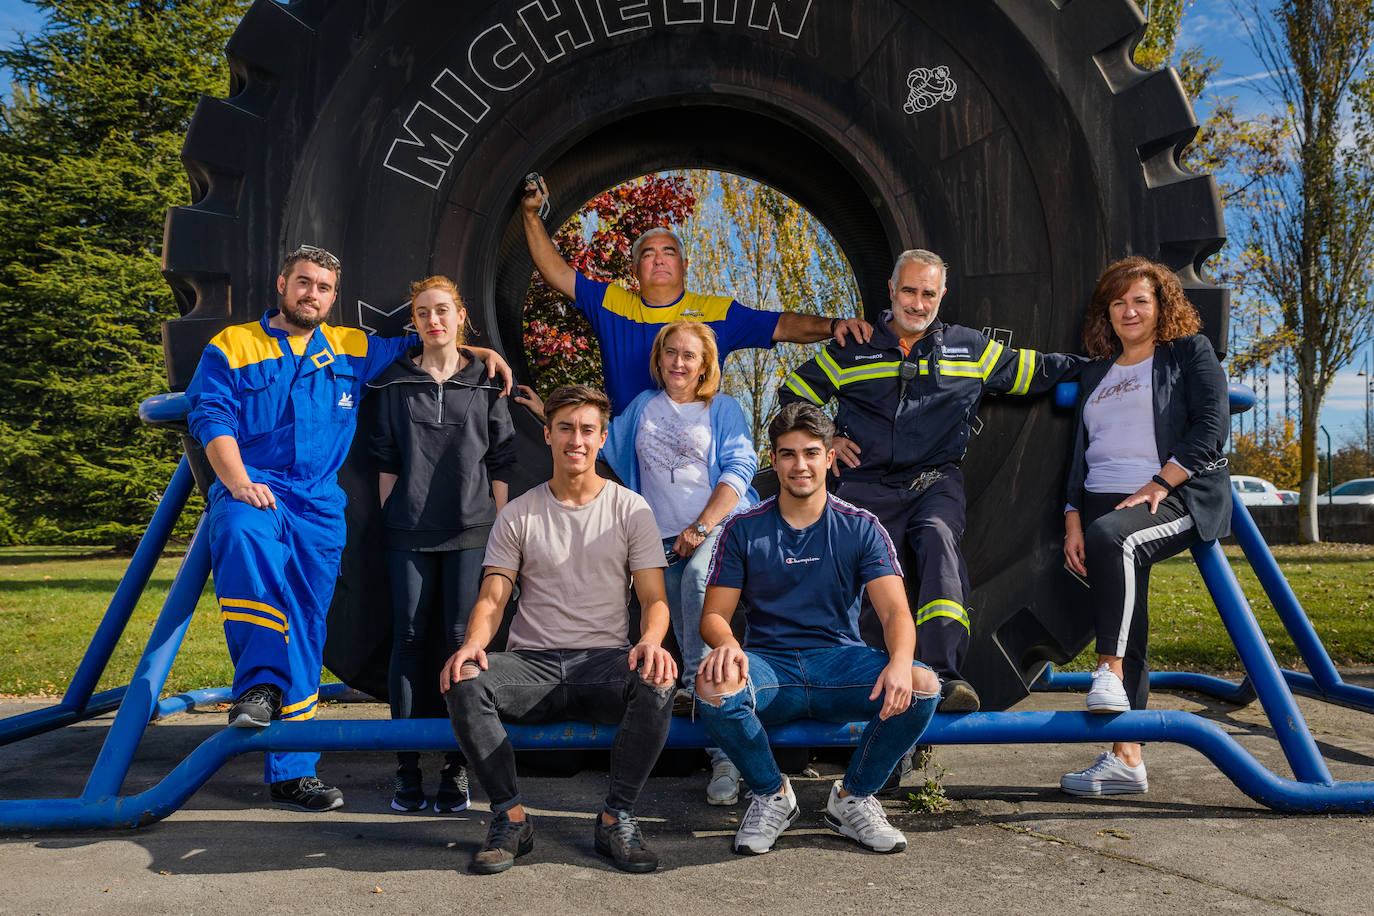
[3,678,1374,915]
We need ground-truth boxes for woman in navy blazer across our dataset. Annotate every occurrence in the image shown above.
[1059,257,1231,797]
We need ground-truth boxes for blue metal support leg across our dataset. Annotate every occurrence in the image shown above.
[1190,539,1331,784]
[81,517,212,800]
[0,457,195,746]
[1229,493,1374,711]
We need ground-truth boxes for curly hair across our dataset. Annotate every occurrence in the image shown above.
[1081,256,1201,359]
[648,321,721,400]
[408,275,467,346]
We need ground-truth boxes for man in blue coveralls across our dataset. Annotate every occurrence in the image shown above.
[519,179,873,415]
[185,245,512,811]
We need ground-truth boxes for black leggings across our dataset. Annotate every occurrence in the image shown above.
[387,547,484,765]
[1081,491,1199,710]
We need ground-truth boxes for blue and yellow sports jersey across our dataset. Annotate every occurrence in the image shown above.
[186,310,412,499]
[573,274,780,414]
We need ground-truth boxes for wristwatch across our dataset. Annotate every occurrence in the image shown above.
[692,521,710,537]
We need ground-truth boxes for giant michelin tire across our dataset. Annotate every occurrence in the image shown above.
[162,0,1227,708]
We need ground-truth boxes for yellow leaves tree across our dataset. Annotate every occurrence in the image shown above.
[682,170,859,451]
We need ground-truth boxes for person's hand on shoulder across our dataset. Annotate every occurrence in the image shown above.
[833,316,874,346]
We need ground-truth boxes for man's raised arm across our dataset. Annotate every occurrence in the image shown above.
[773,312,873,347]
[521,179,577,299]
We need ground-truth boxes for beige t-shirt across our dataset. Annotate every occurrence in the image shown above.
[484,480,667,651]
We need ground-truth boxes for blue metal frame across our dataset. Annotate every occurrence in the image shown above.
[0,457,196,747]
[4,392,1374,829]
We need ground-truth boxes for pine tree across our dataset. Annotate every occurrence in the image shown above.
[0,0,247,547]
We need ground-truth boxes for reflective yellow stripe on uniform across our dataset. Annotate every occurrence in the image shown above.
[819,350,903,386]
[784,373,824,405]
[219,611,288,634]
[937,339,1004,379]
[915,598,970,630]
[281,693,318,720]
[220,598,288,624]
[1009,348,1038,395]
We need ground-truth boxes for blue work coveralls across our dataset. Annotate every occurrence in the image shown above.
[186,311,411,783]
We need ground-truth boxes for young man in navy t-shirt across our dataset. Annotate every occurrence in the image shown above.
[696,402,941,856]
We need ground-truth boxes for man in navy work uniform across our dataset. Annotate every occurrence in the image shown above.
[778,249,1085,712]
[695,402,941,856]
[519,178,872,414]
[184,245,512,812]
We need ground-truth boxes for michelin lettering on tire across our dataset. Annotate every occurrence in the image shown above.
[162,0,1226,707]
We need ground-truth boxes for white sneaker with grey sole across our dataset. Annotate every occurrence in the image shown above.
[823,780,907,853]
[1085,663,1130,713]
[1060,751,1148,796]
[705,753,740,806]
[733,779,799,854]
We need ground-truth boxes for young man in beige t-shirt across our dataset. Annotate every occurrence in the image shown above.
[441,385,677,876]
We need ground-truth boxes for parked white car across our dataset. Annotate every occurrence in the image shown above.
[1275,489,1299,505]
[1231,475,1285,506]
[1319,478,1374,505]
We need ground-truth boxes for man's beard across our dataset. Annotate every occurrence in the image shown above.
[280,296,328,330]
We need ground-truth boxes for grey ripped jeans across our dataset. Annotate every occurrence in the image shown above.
[444,647,674,814]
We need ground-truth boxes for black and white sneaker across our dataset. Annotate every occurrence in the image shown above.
[228,683,282,728]
[391,767,427,812]
[270,776,344,812]
[434,763,470,813]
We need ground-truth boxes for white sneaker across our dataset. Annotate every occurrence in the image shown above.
[733,779,799,854]
[823,781,907,853]
[1060,751,1148,796]
[705,754,741,806]
[1085,663,1130,713]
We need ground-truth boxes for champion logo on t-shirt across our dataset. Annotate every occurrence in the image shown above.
[785,556,821,565]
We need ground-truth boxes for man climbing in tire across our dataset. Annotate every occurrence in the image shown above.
[519,177,873,416]
[777,249,1085,712]
[184,245,512,812]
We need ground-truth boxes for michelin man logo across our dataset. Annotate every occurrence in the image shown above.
[904,65,957,114]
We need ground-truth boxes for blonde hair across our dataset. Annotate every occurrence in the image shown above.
[649,321,720,401]
[408,275,467,346]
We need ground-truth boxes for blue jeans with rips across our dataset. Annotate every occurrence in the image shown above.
[697,645,939,797]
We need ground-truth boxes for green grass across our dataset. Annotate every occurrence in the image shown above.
[0,546,231,696]
[2,544,1373,698]
[1060,542,1374,672]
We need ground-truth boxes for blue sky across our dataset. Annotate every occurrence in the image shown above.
[0,0,1362,447]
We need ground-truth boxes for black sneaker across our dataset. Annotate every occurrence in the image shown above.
[434,763,470,813]
[391,766,427,812]
[594,809,660,873]
[937,679,980,713]
[270,776,344,812]
[471,812,534,875]
[228,683,282,728]
[876,751,915,797]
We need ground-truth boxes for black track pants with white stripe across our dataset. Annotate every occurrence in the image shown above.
[1081,491,1199,710]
